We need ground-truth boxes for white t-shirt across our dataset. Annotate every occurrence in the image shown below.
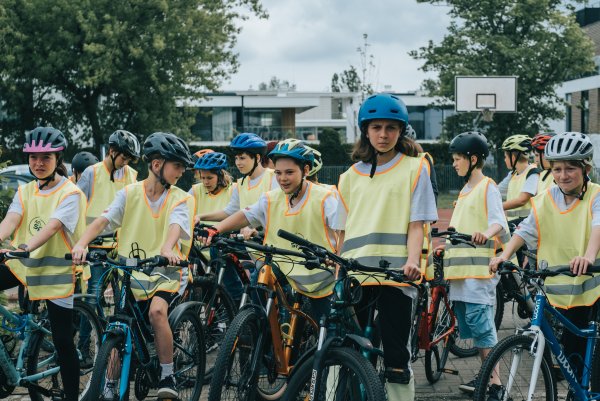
[515,186,600,250]
[7,176,82,308]
[77,163,127,201]
[242,182,339,248]
[448,180,506,305]
[498,169,539,199]
[223,171,279,216]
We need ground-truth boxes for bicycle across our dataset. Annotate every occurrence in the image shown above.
[206,232,319,401]
[428,227,504,359]
[75,249,205,401]
[473,260,600,401]
[0,250,102,401]
[277,229,406,401]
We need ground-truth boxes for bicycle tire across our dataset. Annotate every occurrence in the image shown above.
[190,277,237,382]
[410,287,427,362]
[26,300,102,401]
[591,332,600,392]
[171,308,206,401]
[208,307,262,401]
[494,281,505,329]
[281,346,386,401]
[424,293,452,383]
[473,335,556,401]
[87,335,130,401]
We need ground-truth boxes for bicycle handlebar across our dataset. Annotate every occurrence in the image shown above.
[499,260,600,278]
[0,250,30,262]
[65,252,189,268]
[431,227,475,247]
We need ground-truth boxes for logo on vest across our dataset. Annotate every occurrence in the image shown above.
[29,217,47,235]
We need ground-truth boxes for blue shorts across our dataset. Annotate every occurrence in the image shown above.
[453,301,497,349]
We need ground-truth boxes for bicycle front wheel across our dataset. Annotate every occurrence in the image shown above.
[87,335,130,401]
[282,346,386,401]
[473,335,556,401]
[171,308,205,401]
[424,294,452,384]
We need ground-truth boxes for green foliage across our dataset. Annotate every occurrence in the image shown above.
[315,129,351,165]
[410,0,596,147]
[331,66,362,93]
[258,76,296,91]
[0,0,266,153]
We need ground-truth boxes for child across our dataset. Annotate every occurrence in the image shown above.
[531,132,557,194]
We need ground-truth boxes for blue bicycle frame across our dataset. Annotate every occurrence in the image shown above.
[522,293,599,401]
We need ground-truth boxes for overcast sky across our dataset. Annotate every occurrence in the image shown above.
[221,0,452,93]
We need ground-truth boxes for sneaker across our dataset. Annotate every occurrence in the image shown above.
[157,375,178,399]
[458,375,478,394]
[487,383,506,401]
[101,381,116,400]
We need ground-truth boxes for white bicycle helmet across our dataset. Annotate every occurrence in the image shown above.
[544,132,593,163]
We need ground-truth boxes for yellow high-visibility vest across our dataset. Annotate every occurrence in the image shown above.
[537,171,555,194]
[338,154,426,286]
[118,182,195,301]
[419,152,434,281]
[533,183,600,309]
[238,168,275,209]
[444,177,511,280]
[86,161,137,223]
[264,183,337,297]
[7,179,86,300]
[506,164,536,221]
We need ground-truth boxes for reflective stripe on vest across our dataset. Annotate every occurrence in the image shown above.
[506,165,536,221]
[238,168,275,209]
[444,177,509,280]
[7,179,86,300]
[264,183,337,297]
[534,183,600,308]
[118,182,195,301]
[338,154,425,286]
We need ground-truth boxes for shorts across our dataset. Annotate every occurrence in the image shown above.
[453,301,497,349]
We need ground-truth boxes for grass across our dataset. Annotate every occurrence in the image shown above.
[437,192,457,209]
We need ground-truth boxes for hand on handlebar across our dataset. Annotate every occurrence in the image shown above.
[570,256,594,276]
[160,247,181,266]
[402,261,421,281]
[471,232,489,246]
[196,226,219,246]
[240,227,257,240]
[489,255,507,274]
[71,244,88,265]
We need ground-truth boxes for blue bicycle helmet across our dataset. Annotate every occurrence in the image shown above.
[194,152,228,171]
[230,133,267,154]
[269,139,314,167]
[358,93,409,132]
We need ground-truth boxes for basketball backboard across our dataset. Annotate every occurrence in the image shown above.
[455,76,517,113]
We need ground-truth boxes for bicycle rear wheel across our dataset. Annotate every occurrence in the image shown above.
[281,346,386,401]
[171,308,205,401]
[424,294,453,383]
[473,335,556,401]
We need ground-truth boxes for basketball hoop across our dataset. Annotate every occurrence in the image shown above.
[482,108,494,122]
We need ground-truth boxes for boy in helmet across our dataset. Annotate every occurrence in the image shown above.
[497,134,539,225]
[491,132,600,394]
[71,132,195,398]
[70,151,99,184]
[445,132,510,397]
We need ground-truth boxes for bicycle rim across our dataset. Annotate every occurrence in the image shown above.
[172,309,205,401]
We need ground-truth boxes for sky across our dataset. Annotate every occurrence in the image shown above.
[221,0,452,93]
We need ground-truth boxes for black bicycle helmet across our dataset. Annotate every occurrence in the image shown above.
[143,132,194,168]
[23,127,67,153]
[71,151,99,174]
[109,130,141,159]
[449,132,490,159]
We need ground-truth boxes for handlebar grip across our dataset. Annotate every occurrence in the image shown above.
[277,229,313,248]
[5,251,30,259]
[153,256,189,268]
[65,253,73,260]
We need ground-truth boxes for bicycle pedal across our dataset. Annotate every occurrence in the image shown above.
[440,368,459,375]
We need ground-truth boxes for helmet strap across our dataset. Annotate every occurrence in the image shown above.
[30,166,57,190]
[242,156,260,185]
[537,151,548,171]
[558,169,589,201]
[109,152,120,182]
[542,169,552,182]
[151,160,171,190]
[464,157,477,183]
[510,151,521,174]
[289,175,306,207]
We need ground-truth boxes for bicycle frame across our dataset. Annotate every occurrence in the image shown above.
[418,283,456,351]
[515,293,598,401]
[0,304,59,391]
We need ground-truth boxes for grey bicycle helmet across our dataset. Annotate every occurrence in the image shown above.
[23,127,67,153]
[109,130,141,159]
[72,151,99,174]
[405,124,417,140]
[544,132,593,163]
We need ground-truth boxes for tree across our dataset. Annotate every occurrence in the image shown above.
[331,66,362,93]
[410,0,596,146]
[258,76,297,91]
[0,0,266,153]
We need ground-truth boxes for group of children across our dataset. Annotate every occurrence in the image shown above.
[0,92,598,401]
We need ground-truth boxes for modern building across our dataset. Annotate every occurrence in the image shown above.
[180,90,453,146]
